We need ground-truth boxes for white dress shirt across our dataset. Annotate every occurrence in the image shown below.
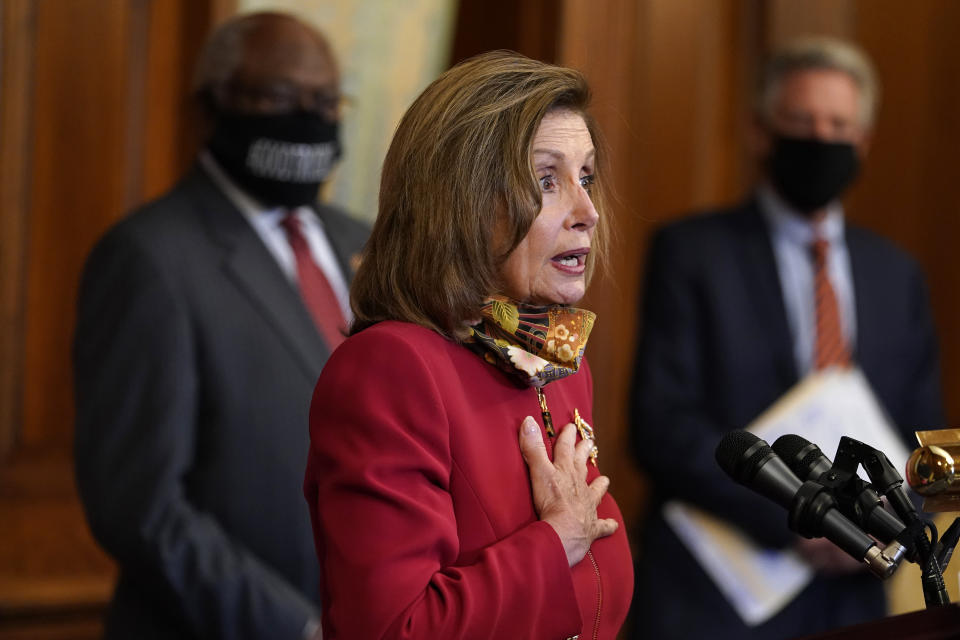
[758,185,856,377]
[199,151,352,322]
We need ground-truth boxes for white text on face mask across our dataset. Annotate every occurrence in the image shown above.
[246,139,337,183]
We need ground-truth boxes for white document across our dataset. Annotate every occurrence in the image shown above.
[663,367,911,626]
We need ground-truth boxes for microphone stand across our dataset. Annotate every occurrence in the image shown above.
[786,477,906,579]
[832,436,958,608]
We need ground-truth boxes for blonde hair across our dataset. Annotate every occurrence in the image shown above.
[350,50,609,337]
[760,36,879,128]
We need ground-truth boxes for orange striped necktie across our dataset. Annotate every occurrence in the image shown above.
[811,231,850,370]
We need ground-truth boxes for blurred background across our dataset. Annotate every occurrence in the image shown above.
[1,0,958,637]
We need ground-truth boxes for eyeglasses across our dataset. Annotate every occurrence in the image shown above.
[220,81,344,117]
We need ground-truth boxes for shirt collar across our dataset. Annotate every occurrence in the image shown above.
[758,183,845,246]
[198,150,316,226]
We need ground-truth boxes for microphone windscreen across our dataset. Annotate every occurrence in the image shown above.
[772,434,809,461]
[773,434,826,475]
[716,430,766,480]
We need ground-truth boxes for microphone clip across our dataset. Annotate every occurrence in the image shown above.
[832,436,950,606]
[788,480,838,538]
[787,478,905,579]
[835,436,919,525]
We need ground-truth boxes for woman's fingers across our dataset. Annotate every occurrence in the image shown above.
[518,416,551,474]
[588,474,610,502]
[574,435,594,469]
[519,419,593,471]
[517,415,617,567]
[552,422,577,465]
[593,517,619,538]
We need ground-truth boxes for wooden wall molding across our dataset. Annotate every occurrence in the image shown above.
[0,0,36,463]
[0,0,227,635]
[765,0,855,47]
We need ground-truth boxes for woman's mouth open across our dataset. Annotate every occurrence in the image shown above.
[551,248,589,274]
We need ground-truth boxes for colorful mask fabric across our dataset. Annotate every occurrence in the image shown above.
[464,297,596,387]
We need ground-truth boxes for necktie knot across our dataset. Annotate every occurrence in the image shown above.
[280,211,304,239]
[811,236,828,254]
[810,231,829,262]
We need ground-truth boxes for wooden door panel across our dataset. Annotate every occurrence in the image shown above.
[0,0,228,635]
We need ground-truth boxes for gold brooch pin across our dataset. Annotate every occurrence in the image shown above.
[574,408,598,467]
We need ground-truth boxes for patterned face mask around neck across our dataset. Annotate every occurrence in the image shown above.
[463,297,596,387]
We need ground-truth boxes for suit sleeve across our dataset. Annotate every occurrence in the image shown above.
[630,227,794,548]
[304,331,583,640]
[896,262,946,437]
[73,226,317,640]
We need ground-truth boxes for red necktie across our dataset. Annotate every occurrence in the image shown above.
[811,233,850,369]
[280,213,347,348]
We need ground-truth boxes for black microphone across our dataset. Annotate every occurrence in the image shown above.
[715,430,905,578]
[772,434,906,544]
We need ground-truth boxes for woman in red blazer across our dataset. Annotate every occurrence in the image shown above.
[304,51,633,639]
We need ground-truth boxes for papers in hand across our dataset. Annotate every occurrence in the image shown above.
[663,367,910,626]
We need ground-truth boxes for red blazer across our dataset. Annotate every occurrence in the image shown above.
[304,321,633,639]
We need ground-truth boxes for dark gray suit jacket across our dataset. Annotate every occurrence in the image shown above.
[73,166,369,639]
[629,199,944,639]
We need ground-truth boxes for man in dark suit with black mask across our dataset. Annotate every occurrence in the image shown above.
[73,12,368,639]
[630,36,944,639]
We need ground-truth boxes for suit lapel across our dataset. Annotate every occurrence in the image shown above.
[846,226,877,379]
[313,203,362,283]
[183,168,330,382]
[733,201,798,389]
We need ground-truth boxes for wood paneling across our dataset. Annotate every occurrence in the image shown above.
[560,0,759,537]
[1,0,958,633]
[141,0,220,201]
[0,449,115,634]
[765,0,855,47]
[841,4,960,610]
[847,0,960,428]
[632,0,758,217]
[21,0,221,450]
[0,0,229,634]
[0,0,35,461]
[449,0,559,64]
[21,0,135,449]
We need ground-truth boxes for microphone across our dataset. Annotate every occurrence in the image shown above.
[772,434,906,544]
[715,430,906,578]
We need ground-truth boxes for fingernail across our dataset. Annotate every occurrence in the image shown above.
[522,416,538,435]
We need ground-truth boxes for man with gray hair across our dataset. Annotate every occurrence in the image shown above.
[629,36,943,638]
[73,12,368,639]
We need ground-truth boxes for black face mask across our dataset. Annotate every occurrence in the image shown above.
[207,111,342,208]
[767,135,860,215]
